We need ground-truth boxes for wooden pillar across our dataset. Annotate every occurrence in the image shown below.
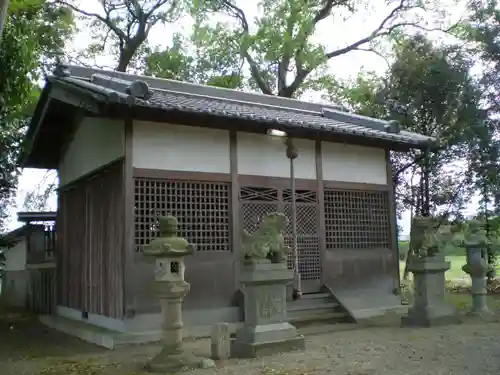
[123,117,135,317]
[315,140,327,285]
[385,149,400,294]
[229,131,240,292]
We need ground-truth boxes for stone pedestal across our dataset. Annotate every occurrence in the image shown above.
[402,255,459,327]
[465,245,495,321]
[232,260,305,358]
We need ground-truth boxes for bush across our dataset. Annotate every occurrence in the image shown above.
[398,241,409,260]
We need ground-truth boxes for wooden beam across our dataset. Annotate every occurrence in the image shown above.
[49,86,100,114]
[123,117,135,317]
[20,96,52,167]
[386,149,400,294]
[315,140,327,285]
[229,131,240,294]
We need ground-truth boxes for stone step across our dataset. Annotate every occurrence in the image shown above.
[289,310,348,324]
[287,301,339,312]
[300,293,330,300]
[285,291,352,325]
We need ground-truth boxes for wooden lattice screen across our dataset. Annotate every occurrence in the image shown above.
[240,186,321,282]
[283,189,320,281]
[324,189,390,249]
[240,186,279,234]
[134,178,231,252]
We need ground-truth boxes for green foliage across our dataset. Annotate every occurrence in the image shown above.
[144,0,450,97]
[143,31,244,88]
[328,34,488,221]
[0,0,74,230]
[58,0,183,71]
[398,240,409,260]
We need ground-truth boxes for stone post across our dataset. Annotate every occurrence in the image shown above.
[234,213,305,358]
[143,215,213,373]
[402,217,459,327]
[462,220,495,321]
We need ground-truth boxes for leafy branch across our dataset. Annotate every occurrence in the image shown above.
[56,0,181,71]
[201,0,457,97]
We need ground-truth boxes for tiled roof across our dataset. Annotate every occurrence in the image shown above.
[49,67,436,150]
[143,90,433,147]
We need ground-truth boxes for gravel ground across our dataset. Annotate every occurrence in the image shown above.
[187,322,500,375]
[3,319,500,375]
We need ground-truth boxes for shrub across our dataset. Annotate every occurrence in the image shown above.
[398,241,409,260]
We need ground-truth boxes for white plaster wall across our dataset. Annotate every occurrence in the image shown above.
[237,133,316,179]
[321,142,387,185]
[4,240,27,271]
[59,117,125,185]
[133,121,230,173]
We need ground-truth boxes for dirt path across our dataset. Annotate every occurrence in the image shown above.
[2,312,500,375]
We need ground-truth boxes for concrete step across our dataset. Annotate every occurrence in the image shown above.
[286,292,350,325]
[301,293,330,300]
[289,311,348,324]
[288,301,339,312]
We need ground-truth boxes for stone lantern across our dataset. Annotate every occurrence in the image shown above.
[461,220,495,321]
[143,215,212,373]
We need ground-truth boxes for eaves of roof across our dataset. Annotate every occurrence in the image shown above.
[49,74,436,151]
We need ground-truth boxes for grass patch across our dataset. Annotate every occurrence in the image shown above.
[399,255,500,281]
[399,254,500,312]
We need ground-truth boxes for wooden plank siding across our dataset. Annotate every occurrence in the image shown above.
[57,160,125,319]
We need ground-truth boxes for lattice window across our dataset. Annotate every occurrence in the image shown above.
[240,187,279,234]
[240,186,321,282]
[324,189,390,249]
[284,203,321,281]
[283,189,317,203]
[134,178,230,252]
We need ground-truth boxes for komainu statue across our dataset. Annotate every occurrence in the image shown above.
[241,212,290,263]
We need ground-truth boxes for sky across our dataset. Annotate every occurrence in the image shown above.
[5,0,479,235]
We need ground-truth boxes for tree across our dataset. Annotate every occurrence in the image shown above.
[161,0,455,98]
[326,34,491,276]
[0,0,74,232]
[57,0,182,72]
[331,35,488,219]
[22,170,57,212]
[464,0,500,112]
[143,30,245,88]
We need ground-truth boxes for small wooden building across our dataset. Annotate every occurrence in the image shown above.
[21,65,433,340]
[1,212,56,313]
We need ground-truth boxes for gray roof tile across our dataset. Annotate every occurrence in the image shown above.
[53,69,435,149]
[138,90,433,147]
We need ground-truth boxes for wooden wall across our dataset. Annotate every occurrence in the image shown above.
[57,161,125,319]
[127,134,398,313]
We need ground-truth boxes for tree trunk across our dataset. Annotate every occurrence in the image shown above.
[0,0,9,38]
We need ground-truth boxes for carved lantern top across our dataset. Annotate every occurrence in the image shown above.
[143,215,195,257]
[242,212,290,263]
[463,220,490,248]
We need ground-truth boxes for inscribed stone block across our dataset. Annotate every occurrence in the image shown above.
[211,323,231,360]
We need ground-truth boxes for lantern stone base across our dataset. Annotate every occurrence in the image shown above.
[467,308,497,322]
[401,256,459,327]
[467,286,496,322]
[145,350,214,373]
[233,260,305,358]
